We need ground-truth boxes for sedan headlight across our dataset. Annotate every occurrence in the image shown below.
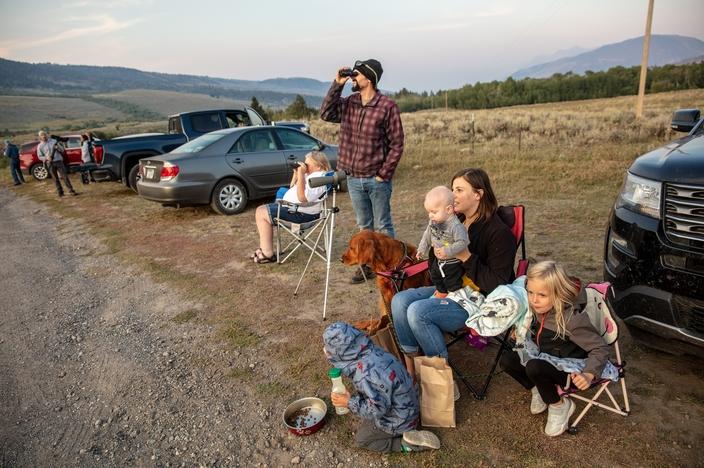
[616,172,661,219]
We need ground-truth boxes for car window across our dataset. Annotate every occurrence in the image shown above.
[168,117,183,134]
[66,138,81,149]
[190,113,223,133]
[275,128,319,150]
[174,133,227,153]
[225,112,251,128]
[21,142,37,153]
[229,130,277,153]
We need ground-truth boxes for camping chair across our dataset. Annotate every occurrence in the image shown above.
[558,282,630,434]
[273,171,343,320]
[274,175,335,265]
[445,205,527,400]
[379,205,526,400]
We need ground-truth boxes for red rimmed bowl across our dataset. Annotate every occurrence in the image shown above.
[283,397,327,436]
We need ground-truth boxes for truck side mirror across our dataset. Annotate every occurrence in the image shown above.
[671,108,701,133]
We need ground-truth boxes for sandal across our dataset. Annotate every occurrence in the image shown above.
[253,252,277,264]
[251,248,277,264]
[249,248,264,261]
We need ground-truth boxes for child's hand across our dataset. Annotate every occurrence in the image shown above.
[434,247,447,259]
[415,252,422,260]
[570,372,594,390]
[331,390,350,408]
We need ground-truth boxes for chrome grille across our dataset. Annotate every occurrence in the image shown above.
[664,183,704,248]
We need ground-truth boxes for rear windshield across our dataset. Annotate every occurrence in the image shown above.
[174,133,226,153]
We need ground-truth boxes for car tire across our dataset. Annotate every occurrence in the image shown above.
[211,179,247,215]
[128,164,140,192]
[31,163,49,181]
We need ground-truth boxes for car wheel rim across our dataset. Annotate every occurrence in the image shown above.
[219,184,242,210]
[34,166,48,179]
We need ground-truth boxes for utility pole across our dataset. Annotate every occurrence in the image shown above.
[445,91,448,111]
[636,0,654,118]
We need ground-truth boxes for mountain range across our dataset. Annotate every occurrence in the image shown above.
[511,34,704,79]
[1,34,702,105]
[0,58,331,108]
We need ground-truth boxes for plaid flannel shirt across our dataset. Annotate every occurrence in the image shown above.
[320,82,404,181]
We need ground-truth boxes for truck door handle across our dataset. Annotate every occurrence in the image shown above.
[287,155,297,160]
[230,157,243,164]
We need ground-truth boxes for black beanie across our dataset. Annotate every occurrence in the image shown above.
[353,59,383,88]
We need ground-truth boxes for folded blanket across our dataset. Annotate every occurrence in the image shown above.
[449,276,529,338]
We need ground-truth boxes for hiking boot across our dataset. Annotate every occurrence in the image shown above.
[530,387,547,414]
[350,264,375,284]
[402,430,441,451]
[544,398,575,437]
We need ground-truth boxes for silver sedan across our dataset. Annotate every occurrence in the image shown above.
[137,126,338,215]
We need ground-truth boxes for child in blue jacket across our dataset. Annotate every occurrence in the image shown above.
[323,322,440,453]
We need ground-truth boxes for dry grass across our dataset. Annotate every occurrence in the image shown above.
[95,89,249,117]
[4,88,704,467]
[0,95,127,133]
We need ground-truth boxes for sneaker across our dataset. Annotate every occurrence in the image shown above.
[350,264,375,284]
[530,387,547,415]
[454,380,460,401]
[544,398,575,437]
[402,430,441,451]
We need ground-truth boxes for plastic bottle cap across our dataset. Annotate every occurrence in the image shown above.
[328,368,341,378]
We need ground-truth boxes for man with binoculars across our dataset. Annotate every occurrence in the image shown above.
[320,59,405,284]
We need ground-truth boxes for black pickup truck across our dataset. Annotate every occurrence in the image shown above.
[604,108,704,357]
[92,107,266,190]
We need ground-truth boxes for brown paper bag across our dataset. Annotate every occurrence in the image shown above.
[368,316,404,363]
[413,356,455,428]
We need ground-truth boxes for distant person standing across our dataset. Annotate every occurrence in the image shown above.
[320,59,405,284]
[36,131,77,197]
[79,133,96,184]
[4,138,25,186]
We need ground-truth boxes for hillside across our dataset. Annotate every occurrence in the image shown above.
[512,34,704,79]
[0,58,328,108]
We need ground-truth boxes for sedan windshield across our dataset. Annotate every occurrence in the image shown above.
[175,133,226,153]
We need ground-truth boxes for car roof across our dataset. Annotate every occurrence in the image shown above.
[168,107,249,118]
[209,125,291,136]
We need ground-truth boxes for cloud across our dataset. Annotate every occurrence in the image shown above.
[0,15,140,53]
[405,7,514,32]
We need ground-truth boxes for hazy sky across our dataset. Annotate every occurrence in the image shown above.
[1,0,702,91]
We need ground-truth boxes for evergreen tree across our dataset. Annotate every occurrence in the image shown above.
[285,95,315,119]
[249,96,270,122]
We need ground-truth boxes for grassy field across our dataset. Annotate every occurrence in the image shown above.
[95,89,250,117]
[0,95,127,134]
[3,89,704,466]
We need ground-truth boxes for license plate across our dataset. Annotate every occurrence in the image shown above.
[146,167,155,179]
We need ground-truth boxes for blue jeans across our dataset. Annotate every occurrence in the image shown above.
[391,286,469,358]
[10,159,24,184]
[347,176,395,238]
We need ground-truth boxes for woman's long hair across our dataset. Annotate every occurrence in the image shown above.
[526,260,579,339]
[450,168,498,222]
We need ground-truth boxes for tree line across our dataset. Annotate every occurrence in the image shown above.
[390,62,704,112]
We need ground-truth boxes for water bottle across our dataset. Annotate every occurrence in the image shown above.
[328,368,350,415]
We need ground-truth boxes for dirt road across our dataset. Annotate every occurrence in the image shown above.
[0,188,374,467]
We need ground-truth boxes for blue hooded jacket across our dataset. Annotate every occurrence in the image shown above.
[323,322,418,435]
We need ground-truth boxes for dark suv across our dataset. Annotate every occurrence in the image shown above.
[604,108,704,357]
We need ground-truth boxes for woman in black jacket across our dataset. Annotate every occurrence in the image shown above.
[391,168,517,378]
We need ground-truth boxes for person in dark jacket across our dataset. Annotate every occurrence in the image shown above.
[320,59,404,284]
[323,322,440,453]
[4,139,25,185]
[500,261,611,437]
[391,168,517,386]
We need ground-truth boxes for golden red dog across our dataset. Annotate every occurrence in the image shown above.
[342,230,431,316]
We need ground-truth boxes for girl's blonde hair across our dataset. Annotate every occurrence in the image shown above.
[526,260,579,339]
[306,151,331,172]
